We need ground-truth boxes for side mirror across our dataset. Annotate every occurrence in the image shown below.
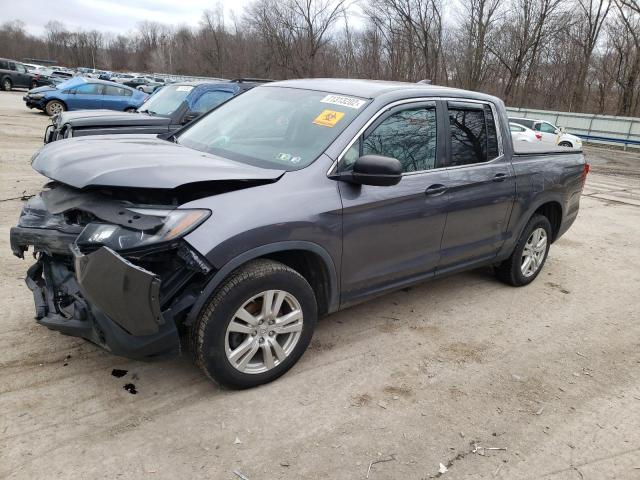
[333,155,402,187]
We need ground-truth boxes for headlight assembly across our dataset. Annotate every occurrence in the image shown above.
[29,93,45,99]
[76,208,210,251]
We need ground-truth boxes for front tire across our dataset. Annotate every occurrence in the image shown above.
[2,78,12,91]
[558,141,572,148]
[191,259,317,389]
[45,100,65,116]
[495,214,552,286]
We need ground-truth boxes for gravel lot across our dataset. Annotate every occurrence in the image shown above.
[1,90,639,480]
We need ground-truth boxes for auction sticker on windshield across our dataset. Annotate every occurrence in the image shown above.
[313,110,345,128]
[320,94,366,109]
[176,86,194,92]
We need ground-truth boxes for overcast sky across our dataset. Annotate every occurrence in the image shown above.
[1,0,255,35]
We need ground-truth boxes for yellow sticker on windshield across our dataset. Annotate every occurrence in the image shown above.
[313,109,345,128]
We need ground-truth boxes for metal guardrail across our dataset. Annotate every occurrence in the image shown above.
[507,107,640,150]
[152,72,227,83]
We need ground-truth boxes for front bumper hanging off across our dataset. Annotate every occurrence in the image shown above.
[11,226,180,359]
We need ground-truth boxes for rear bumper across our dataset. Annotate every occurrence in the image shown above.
[12,227,180,359]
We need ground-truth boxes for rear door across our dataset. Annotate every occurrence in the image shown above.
[339,101,450,304]
[102,84,132,111]
[438,100,516,272]
[14,63,31,88]
[66,83,104,110]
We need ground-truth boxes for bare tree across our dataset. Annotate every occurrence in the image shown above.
[489,0,564,103]
[453,0,502,90]
[569,0,611,109]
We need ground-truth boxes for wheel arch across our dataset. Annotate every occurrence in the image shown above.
[533,200,563,241]
[185,241,340,326]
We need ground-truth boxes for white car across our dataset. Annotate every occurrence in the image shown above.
[510,122,539,143]
[509,117,583,149]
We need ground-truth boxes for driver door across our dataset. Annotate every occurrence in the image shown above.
[338,101,450,305]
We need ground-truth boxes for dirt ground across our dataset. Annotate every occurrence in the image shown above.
[1,90,639,480]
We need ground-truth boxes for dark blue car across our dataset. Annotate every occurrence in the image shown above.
[23,77,147,116]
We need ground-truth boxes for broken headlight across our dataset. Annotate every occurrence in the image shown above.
[75,208,210,251]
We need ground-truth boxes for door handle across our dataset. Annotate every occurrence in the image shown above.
[425,184,447,196]
[493,173,508,182]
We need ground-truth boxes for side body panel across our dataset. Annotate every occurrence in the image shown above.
[182,154,343,310]
[497,151,586,259]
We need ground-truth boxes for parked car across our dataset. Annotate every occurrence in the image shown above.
[122,77,150,88]
[112,73,136,83]
[10,79,588,388]
[23,77,147,116]
[510,122,540,142]
[43,79,266,143]
[509,116,582,148]
[137,80,164,94]
[0,58,39,90]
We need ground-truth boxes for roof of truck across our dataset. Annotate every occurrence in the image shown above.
[264,78,498,103]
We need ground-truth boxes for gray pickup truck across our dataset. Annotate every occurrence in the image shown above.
[10,79,588,388]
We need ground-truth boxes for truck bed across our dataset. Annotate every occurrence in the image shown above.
[513,142,582,156]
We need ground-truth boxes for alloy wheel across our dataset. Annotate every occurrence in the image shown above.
[225,290,304,374]
[521,227,547,277]
[48,102,63,115]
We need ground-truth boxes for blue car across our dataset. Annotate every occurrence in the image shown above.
[23,77,147,116]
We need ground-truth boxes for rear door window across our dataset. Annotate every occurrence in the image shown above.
[191,90,234,113]
[75,83,103,95]
[0,60,8,69]
[447,102,500,166]
[104,85,128,96]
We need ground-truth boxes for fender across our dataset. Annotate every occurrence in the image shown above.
[185,240,340,326]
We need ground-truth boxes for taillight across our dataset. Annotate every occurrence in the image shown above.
[581,163,589,188]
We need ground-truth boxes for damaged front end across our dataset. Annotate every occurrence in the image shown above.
[10,183,212,359]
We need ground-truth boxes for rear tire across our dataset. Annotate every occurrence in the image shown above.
[495,214,552,286]
[45,100,65,116]
[2,78,12,91]
[191,259,317,389]
[31,80,38,90]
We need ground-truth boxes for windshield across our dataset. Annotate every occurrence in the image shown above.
[176,87,368,170]
[138,84,193,115]
[56,77,85,90]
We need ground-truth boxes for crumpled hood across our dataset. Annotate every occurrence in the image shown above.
[29,85,56,94]
[32,135,285,189]
[54,109,170,128]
